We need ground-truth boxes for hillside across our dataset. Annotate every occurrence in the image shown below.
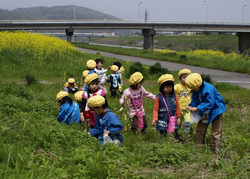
[0,5,118,20]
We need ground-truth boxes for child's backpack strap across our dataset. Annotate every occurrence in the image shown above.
[178,87,187,100]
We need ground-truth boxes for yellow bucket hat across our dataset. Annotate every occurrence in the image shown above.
[84,73,99,86]
[111,65,119,73]
[185,73,203,89]
[129,72,143,85]
[158,74,174,86]
[87,95,105,108]
[74,91,84,102]
[178,69,191,78]
[56,91,69,101]
[82,70,89,78]
[68,78,75,83]
[120,66,125,74]
[86,59,96,70]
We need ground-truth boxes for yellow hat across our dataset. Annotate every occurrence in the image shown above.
[178,69,191,78]
[74,91,84,102]
[86,59,96,70]
[158,74,174,86]
[56,91,69,101]
[82,70,89,78]
[68,78,75,84]
[120,66,125,74]
[129,72,143,85]
[185,73,203,89]
[84,73,99,86]
[87,95,105,108]
[111,65,119,73]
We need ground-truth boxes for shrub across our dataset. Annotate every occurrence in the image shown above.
[149,62,169,75]
[201,73,212,83]
[126,62,148,79]
[179,55,187,62]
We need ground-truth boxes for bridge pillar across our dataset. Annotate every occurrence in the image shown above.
[237,32,250,53]
[66,28,74,42]
[142,29,156,50]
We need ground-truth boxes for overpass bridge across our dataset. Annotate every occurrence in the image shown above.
[1,20,250,52]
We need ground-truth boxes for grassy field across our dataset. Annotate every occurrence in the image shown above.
[0,31,250,178]
[74,43,250,74]
[84,35,238,52]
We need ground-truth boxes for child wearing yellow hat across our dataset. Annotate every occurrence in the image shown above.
[79,70,89,92]
[63,78,78,94]
[107,65,122,99]
[86,59,96,71]
[120,72,155,134]
[152,74,182,139]
[74,90,84,109]
[174,69,192,133]
[80,73,109,128]
[56,91,81,125]
[87,95,124,145]
[113,62,124,87]
[185,73,226,153]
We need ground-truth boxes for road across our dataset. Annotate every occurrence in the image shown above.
[77,48,250,90]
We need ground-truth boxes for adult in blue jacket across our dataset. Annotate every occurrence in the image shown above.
[56,91,81,125]
[185,73,226,153]
[87,96,124,145]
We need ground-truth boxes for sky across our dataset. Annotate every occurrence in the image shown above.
[1,0,250,22]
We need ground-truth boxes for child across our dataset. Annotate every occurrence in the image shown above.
[74,90,84,110]
[152,74,182,139]
[56,91,81,125]
[174,69,192,132]
[80,73,109,128]
[63,78,78,93]
[113,62,124,86]
[95,58,110,87]
[87,95,124,145]
[107,65,121,99]
[86,59,96,72]
[79,70,89,91]
[120,72,155,134]
[185,73,226,153]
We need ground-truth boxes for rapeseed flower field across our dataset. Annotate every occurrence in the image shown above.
[0,31,97,80]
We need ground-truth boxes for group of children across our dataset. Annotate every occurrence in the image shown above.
[56,61,226,153]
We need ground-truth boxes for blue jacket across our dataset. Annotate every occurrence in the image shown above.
[57,101,81,125]
[189,81,226,123]
[89,108,124,144]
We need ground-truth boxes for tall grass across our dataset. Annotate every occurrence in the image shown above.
[0,31,249,178]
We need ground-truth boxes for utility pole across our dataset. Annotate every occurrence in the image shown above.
[145,9,149,21]
[74,0,76,22]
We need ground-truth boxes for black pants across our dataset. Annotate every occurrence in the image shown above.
[131,115,148,134]
[110,88,117,99]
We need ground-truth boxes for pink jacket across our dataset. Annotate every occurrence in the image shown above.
[119,86,155,118]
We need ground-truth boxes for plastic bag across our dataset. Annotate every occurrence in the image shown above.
[190,112,202,124]
[114,139,121,145]
[103,134,113,144]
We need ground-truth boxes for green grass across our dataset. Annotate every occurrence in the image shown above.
[74,43,250,74]
[85,34,238,51]
[0,34,250,178]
